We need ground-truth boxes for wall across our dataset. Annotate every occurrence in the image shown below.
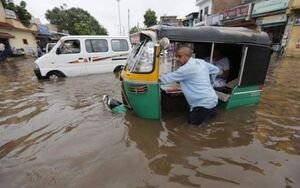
[6,18,37,32]
[292,0,300,8]
[8,30,37,55]
[198,1,213,15]
[285,17,300,57]
[213,0,242,14]
[0,2,6,22]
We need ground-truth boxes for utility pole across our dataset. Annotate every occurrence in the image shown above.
[128,9,130,36]
[116,0,122,35]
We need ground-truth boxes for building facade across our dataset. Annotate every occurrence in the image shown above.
[159,16,184,27]
[195,0,242,26]
[183,12,199,27]
[284,0,300,57]
[0,2,37,56]
[194,0,299,57]
[251,0,290,52]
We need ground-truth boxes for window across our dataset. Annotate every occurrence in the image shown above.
[204,6,209,15]
[111,39,129,52]
[200,9,203,21]
[58,40,81,54]
[131,41,154,73]
[23,39,28,45]
[85,39,108,53]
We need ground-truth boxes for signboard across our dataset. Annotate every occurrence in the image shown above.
[222,4,251,21]
[252,0,289,16]
[37,24,52,36]
[5,9,17,19]
[256,14,287,26]
[206,13,222,26]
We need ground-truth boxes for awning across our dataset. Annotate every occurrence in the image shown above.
[261,22,286,28]
[37,24,52,36]
[0,32,15,39]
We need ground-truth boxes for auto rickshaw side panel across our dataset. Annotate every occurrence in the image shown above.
[220,45,272,109]
[223,86,262,109]
[121,47,161,119]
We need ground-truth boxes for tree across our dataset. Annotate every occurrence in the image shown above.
[1,0,32,26]
[129,26,139,34]
[45,6,108,35]
[143,9,157,27]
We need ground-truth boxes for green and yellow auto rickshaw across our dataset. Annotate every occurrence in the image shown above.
[119,26,272,120]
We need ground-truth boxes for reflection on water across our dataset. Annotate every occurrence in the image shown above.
[0,57,300,188]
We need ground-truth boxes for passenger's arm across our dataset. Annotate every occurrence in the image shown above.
[217,57,230,79]
[206,63,220,84]
[217,69,230,79]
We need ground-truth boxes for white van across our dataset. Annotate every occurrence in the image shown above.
[34,35,131,80]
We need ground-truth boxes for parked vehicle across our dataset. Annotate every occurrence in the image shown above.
[34,35,131,80]
[119,26,272,119]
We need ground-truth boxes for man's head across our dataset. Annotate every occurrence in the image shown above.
[175,46,192,66]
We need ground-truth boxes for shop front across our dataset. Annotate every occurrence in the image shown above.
[36,24,52,52]
[221,3,256,29]
[252,0,290,53]
[256,14,288,53]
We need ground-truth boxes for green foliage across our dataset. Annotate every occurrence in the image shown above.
[143,9,157,27]
[129,26,139,34]
[1,0,32,26]
[45,6,108,35]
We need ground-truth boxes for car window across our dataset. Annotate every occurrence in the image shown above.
[85,39,108,53]
[111,39,129,52]
[58,40,81,54]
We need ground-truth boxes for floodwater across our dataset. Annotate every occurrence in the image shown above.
[0,57,299,188]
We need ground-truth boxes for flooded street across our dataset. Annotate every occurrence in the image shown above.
[0,57,299,188]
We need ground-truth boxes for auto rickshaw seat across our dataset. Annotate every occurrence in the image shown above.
[214,78,238,102]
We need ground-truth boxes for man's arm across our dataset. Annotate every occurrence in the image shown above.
[159,67,186,85]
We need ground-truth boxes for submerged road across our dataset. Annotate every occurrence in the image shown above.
[0,57,299,187]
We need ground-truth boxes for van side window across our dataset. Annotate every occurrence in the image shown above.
[58,40,81,54]
[85,39,108,53]
[111,39,129,52]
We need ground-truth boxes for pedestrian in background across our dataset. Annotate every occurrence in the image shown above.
[0,42,5,52]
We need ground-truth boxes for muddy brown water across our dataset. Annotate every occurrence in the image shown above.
[0,57,299,188]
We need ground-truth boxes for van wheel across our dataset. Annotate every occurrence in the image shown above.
[48,72,61,82]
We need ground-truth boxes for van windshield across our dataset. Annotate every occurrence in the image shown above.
[125,40,154,73]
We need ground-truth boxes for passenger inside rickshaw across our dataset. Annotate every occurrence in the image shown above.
[159,42,243,112]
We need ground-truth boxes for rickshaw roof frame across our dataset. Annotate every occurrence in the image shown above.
[142,25,272,47]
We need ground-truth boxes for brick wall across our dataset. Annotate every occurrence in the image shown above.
[212,0,243,14]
